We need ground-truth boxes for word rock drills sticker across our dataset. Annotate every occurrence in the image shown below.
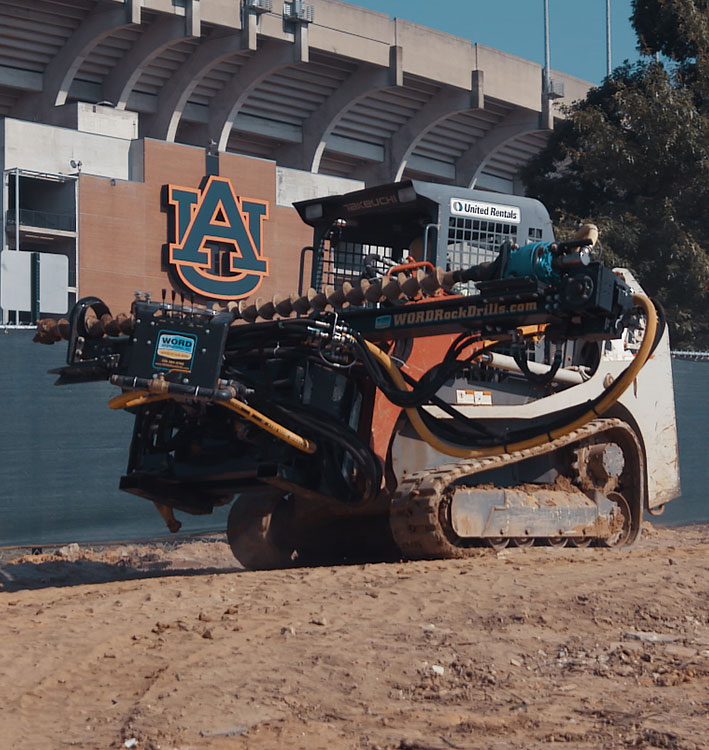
[167,176,269,300]
[153,331,197,373]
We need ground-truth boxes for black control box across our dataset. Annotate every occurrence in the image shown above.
[118,301,231,389]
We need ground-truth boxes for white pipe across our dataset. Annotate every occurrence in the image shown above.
[480,351,587,385]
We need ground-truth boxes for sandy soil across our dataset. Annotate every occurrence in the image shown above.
[1,523,708,750]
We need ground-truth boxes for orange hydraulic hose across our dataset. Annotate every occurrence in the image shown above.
[365,293,657,458]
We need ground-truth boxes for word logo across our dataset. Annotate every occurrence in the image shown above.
[167,176,269,300]
[154,331,197,373]
[450,198,521,224]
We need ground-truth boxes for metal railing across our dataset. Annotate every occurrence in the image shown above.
[671,350,709,361]
[6,208,76,232]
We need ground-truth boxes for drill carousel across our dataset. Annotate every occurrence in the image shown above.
[35,181,679,568]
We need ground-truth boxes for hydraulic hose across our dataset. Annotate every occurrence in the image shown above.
[257,397,380,504]
[549,293,657,438]
[108,390,170,410]
[365,293,657,459]
[364,341,505,458]
[108,389,317,455]
[218,397,317,455]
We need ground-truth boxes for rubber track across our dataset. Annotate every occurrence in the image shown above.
[389,418,631,560]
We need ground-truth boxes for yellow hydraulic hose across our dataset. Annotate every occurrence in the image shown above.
[108,390,317,455]
[365,293,657,458]
[545,293,657,439]
[108,390,171,410]
[218,398,317,454]
[365,341,505,458]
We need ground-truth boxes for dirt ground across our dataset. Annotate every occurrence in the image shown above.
[1,523,708,750]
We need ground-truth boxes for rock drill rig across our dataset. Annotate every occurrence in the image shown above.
[35,181,680,568]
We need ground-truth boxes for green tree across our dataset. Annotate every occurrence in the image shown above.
[522,1,709,348]
[632,0,708,60]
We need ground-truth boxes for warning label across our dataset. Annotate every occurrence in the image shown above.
[455,389,493,405]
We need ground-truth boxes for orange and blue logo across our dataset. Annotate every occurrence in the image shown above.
[166,176,269,300]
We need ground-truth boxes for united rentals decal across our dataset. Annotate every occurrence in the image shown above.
[450,197,521,224]
[166,176,269,300]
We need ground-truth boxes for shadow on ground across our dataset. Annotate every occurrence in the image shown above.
[0,558,243,592]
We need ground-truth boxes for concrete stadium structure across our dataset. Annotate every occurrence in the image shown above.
[0,0,591,325]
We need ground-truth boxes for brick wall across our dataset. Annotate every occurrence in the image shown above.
[78,140,313,315]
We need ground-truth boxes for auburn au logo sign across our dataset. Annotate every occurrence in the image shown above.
[166,176,269,300]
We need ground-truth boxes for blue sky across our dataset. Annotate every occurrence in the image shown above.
[347,1,644,84]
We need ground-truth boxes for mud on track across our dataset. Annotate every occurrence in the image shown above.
[1,524,708,750]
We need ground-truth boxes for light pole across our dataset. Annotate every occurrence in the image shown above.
[606,0,612,77]
[543,0,551,96]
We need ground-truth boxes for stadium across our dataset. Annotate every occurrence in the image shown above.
[0,0,590,323]
[0,0,598,547]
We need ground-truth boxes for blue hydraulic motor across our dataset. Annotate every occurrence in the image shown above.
[449,224,598,286]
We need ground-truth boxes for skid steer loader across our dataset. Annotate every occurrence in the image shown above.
[35,180,680,568]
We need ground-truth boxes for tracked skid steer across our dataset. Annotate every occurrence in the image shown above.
[35,181,680,568]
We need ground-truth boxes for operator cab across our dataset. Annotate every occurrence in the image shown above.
[294,180,555,294]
